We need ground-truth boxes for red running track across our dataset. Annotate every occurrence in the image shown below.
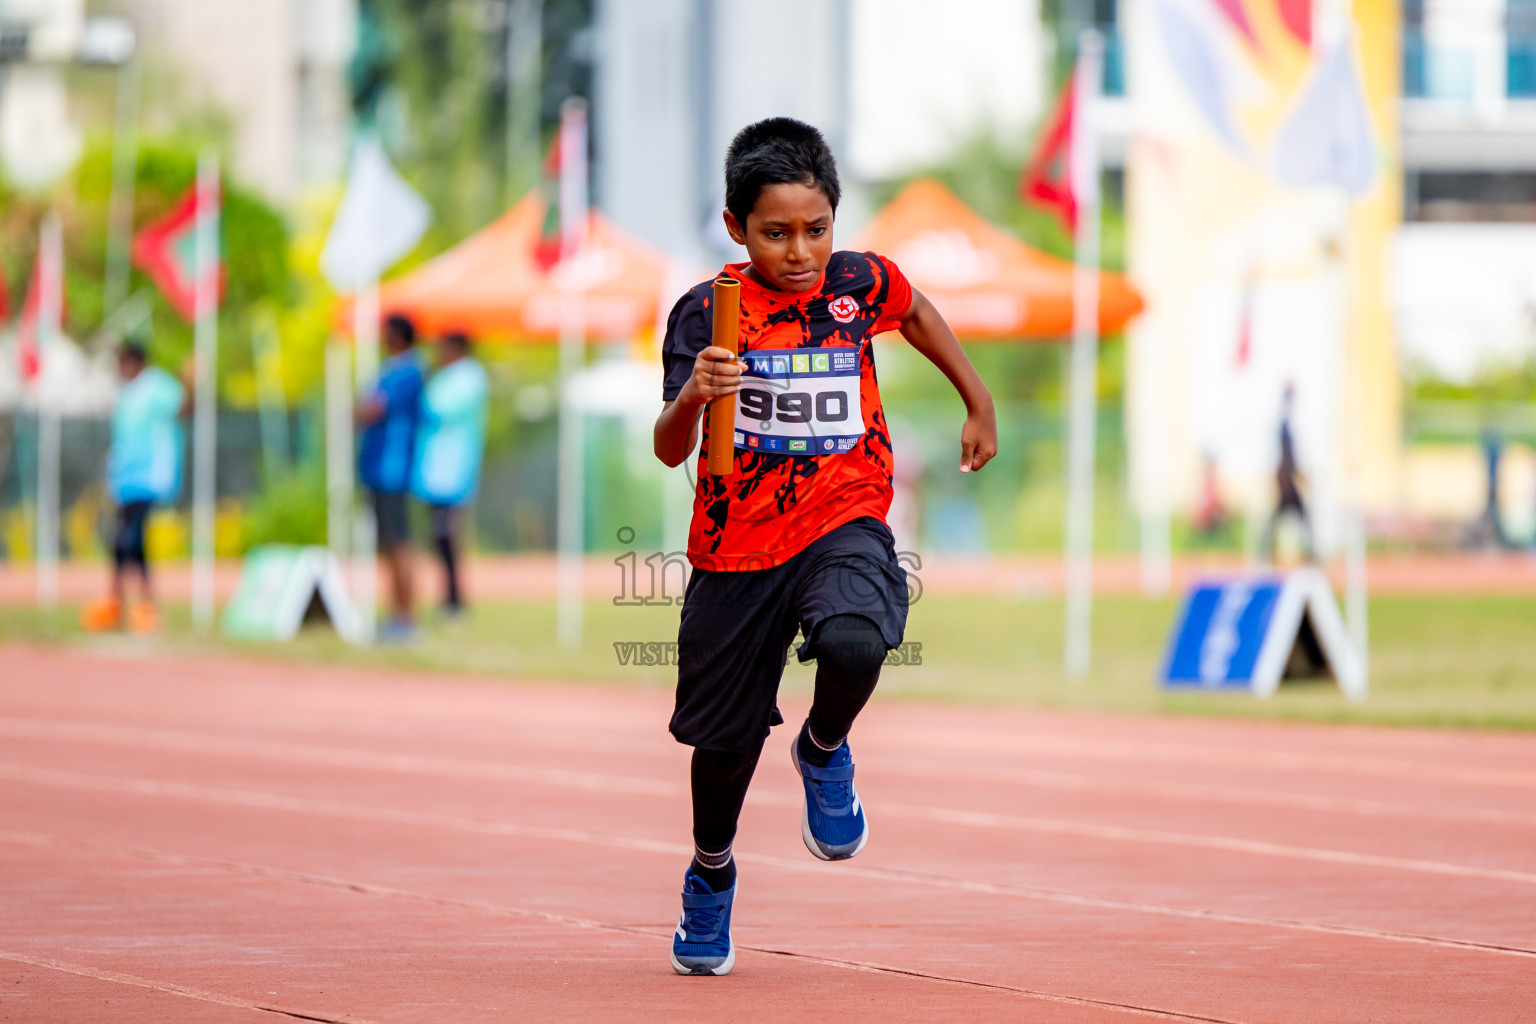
[0,645,1532,1023]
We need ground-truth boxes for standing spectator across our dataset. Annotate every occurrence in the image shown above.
[1473,429,1511,549]
[1192,453,1230,544]
[81,341,188,634]
[357,314,425,641]
[412,332,489,618]
[1263,382,1314,563]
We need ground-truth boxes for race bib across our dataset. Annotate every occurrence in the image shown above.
[733,346,863,456]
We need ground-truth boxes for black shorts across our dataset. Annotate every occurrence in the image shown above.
[371,490,411,549]
[669,517,909,755]
[113,501,153,570]
[429,503,460,542]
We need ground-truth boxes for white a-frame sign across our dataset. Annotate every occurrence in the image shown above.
[1161,568,1366,701]
[222,545,362,644]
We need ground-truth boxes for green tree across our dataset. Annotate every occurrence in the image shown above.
[1,139,292,393]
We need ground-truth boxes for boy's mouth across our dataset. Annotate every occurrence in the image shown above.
[779,268,820,287]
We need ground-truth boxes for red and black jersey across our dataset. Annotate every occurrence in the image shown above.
[662,250,913,571]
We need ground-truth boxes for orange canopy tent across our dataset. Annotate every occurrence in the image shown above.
[361,191,672,340]
[855,179,1143,339]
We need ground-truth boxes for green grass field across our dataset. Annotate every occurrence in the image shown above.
[4,591,1535,731]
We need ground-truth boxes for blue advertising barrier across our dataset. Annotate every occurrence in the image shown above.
[1161,568,1365,701]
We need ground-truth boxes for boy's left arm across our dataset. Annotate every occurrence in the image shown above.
[896,289,997,473]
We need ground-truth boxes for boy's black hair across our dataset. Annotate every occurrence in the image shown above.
[384,313,417,347]
[724,118,840,227]
[118,340,147,365]
[441,331,471,353]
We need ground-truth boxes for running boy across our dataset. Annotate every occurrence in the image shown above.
[655,118,996,976]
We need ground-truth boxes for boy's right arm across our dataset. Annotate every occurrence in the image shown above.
[654,347,740,467]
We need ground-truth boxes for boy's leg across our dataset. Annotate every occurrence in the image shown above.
[788,518,909,860]
[670,561,798,976]
[86,503,142,630]
[430,504,462,610]
[688,745,762,891]
[128,502,152,605]
[798,613,887,768]
[372,491,415,631]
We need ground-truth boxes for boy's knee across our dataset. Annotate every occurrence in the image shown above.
[812,614,888,677]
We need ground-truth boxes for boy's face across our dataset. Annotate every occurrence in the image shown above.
[724,182,834,293]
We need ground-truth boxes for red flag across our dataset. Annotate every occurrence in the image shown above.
[132,184,224,322]
[16,251,68,383]
[17,266,41,382]
[1020,76,1078,232]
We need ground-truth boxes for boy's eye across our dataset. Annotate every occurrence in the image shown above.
[809,226,827,236]
[766,230,786,239]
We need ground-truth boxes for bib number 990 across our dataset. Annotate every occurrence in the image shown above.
[739,389,849,425]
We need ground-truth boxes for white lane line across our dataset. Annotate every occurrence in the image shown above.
[884,759,1536,829]
[872,800,1536,887]
[5,756,1536,889]
[880,727,1536,791]
[0,949,382,1024]
[2,770,1534,962]
[6,716,1532,834]
[0,718,676,796]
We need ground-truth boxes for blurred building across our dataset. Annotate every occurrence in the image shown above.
[1397,0,1536,383]
[594,0,1045,267]
[110,0,355,201]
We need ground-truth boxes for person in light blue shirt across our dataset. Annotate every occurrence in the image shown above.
[84,341,188,633]
[357,314,426,639]
[411,332,488,615]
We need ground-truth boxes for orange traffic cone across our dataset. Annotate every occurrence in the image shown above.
[80,596,122,632]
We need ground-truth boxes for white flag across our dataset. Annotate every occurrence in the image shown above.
[1269,36,1377,197]
[320,136,432,292]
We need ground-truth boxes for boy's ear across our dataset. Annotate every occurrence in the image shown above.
[723,209,747,246]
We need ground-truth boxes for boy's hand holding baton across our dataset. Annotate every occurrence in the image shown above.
[705,277,741,476]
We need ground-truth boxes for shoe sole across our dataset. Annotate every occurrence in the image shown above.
[791,737,869,861]
[669,943,735,976]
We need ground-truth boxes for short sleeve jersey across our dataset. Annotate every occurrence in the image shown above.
[411,357,490,507]
[359,350,425,494]
[108,366,185,505]
[661,251,913,571]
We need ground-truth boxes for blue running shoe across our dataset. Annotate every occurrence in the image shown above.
[791,728,869,861]
[669,871,736,976]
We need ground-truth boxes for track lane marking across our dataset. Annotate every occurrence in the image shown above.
[5,716,1533,834]
[6,653,1535,788]
[880,727,1536,791]
[3,765,1535,962]
[6,758,1536,889]
[0,830,1252,1023]
[0,718,675,796]
[0,949,381,1024]
[6,736,1536,888]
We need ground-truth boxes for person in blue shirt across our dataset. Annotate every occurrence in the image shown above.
[357,314,425,639]
[82,341,188,634]
[411,332,489,617]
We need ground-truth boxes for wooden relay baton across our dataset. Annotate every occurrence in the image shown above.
[706,276,741,476]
